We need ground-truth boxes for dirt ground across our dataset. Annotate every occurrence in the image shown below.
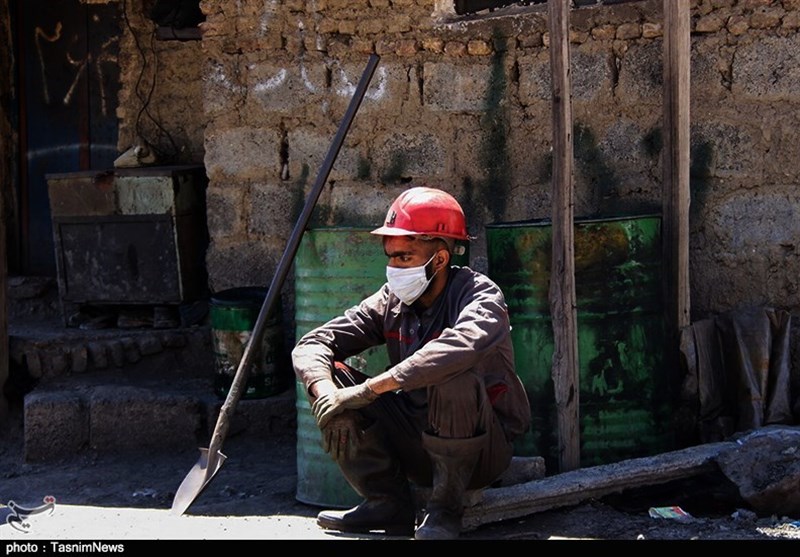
[1,400,799,542]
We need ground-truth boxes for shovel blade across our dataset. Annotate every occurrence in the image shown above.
[170,447,227,515]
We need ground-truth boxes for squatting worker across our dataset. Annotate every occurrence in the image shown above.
[292,186,532,540]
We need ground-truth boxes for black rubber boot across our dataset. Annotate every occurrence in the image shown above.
[317,498,415,536]
[414,432,486,541]
[316,419,416,537]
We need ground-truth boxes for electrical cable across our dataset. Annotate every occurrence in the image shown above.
[120,0,179,161]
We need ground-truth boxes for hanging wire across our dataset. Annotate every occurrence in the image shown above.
[120,0,178,161]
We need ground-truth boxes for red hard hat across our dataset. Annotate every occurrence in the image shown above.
[370,187,470,241]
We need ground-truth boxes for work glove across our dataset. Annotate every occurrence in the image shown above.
[319,411,365,460]
[311,381,379,429]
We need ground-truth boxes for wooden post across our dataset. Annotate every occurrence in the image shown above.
[548,0,580,473]
[662,1,691,376]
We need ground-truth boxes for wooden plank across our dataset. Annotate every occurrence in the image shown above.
[662,0,691,341]
[463,441,734,530]
[547,0,580,473]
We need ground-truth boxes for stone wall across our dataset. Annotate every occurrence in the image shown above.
[117,1,206,164]
[116,0,800,338]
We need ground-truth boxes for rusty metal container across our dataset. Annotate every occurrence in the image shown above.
[486,215,674,471]
[46,165,208,324]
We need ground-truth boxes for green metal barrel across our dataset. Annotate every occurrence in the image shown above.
[294,228,389,509]
[486,215,673,471]
[210,287,288,399]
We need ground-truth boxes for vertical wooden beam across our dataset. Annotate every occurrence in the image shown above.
[662,1,691,368]
[548,0,580,473]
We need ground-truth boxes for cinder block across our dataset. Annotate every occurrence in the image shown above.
[120,337,141,363]
[70,345,88,373]
[87,342,109,369]
[50,351,69,375]
[106,340,124,367]
[422,61,496,112]
[136,335,163,356]
[24,349,43,379]
[24,390,88,462]
[89,386,203,452]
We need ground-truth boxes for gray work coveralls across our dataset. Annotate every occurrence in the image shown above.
[293,265,532,492]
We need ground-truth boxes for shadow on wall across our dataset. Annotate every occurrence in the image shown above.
[574,122,619,213]
[689,138,713,222]
[381,152,411,185]
[462,27,512,226]
[480,28,512,222]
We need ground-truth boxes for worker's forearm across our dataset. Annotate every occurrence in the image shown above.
[365,372,401,395]
[309,378,338,399]
[309,370,401,399]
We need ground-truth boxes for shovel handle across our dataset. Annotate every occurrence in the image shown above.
[207,54,381,455]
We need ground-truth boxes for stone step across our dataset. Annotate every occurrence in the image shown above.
[9,314,297,462]
[9,320,215,385]
[23,378,297,461]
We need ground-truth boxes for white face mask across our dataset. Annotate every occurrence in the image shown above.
[386,253,438,306]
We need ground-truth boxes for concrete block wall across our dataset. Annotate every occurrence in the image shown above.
[112,0,800,335]
[23,390,88,460]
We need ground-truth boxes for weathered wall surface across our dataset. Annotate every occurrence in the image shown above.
[0,0,12,418]
[115,0,800,343]
[0,0,17,271]
[117,2,206,164]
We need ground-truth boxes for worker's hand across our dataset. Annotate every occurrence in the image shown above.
[320,411,365,460]
[311,381,379,429]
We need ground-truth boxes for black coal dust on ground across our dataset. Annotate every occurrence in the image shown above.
[2,396,799,541]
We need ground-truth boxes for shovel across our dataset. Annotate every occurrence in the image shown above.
[171,53,381,515]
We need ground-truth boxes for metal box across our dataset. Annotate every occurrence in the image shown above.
[46,165,208,321]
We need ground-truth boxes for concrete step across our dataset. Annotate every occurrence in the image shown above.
[9,319,215,384]
[23,376,297,462]
[9,315,297,462]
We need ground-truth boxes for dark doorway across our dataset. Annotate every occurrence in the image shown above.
[13,0,120,276]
